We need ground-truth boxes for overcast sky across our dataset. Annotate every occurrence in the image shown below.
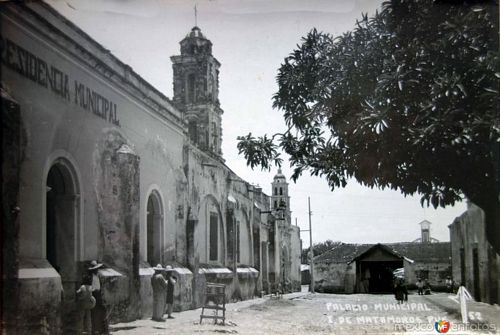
[45,0,467,247]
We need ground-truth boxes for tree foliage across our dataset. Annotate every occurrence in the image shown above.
[237,0,500,250]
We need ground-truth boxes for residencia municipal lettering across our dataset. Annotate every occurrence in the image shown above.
[0,36,120,127]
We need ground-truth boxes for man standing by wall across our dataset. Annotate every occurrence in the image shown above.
[151,264,168,321]
[88,260,109,334]
[165,265,177,319]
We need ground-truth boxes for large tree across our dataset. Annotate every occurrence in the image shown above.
[237,0,500,253]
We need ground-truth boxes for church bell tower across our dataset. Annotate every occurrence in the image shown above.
[271,168,291,225]
[171,26,223,157]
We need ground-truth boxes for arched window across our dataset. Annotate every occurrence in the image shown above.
[279,187,283,195]
[187,73,196,103]
[236,212,252,265]
[209,211,219,261]
[196,196,225,265]
[147,191,163,266]
[274,187,277,195]
[189,120,198,143]
[236,220,241,263]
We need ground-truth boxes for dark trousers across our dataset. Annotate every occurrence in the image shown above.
[91,291,109,335]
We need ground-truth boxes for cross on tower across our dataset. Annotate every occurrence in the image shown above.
[194,4,198,26]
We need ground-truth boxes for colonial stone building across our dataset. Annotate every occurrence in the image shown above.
[1,2,301,333]
[314,224,452,294]
[449,202,499,304]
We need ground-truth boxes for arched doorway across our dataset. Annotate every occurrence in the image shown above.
[46,159,80,282]
[46,158,81,332]
[147,191,163,266]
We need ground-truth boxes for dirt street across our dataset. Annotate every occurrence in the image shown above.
[110,290,500,335]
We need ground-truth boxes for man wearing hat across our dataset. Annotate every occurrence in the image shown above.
[88,260,109,334]
[164,265,177,319]
[151,264,168,321]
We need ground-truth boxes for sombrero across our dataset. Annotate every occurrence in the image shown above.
[88,260,103,271]
[153,264,164,271]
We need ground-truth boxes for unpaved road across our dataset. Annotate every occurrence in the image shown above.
[110,292,499,335]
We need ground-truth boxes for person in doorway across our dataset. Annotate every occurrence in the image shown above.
[416,278,424,295]
[76,274,96,335]
[164,265,177,319]
[394,278,408,304]
[361,268,371,293]
[88,260,109,334]
[151,264,168,321]
[445,276,454,293]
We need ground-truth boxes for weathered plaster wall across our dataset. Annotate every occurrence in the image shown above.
[314,261,350,293]
[17,264,62,334]
[2,3,302,331]
[1,92,24,332]
[183,145,263,304]
[289,226,302,291]
[94,135,141,320]
[450,204,499,304]
[1,4,185,329]
[404,261,451,291]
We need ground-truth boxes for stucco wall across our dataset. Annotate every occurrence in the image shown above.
[1,3,302,332]
[450,204,499,304]
[404,261,451,291]
[1,5,186,265]
[289,226,302,291]
[1,5,187,329]
[314,261,350,293]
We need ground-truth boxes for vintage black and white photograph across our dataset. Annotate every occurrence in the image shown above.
[1,0,499,334]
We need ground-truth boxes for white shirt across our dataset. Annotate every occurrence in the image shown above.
[92,273,101,291]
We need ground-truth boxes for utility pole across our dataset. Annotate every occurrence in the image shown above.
[299,197,314,293]
[308,197,314,293]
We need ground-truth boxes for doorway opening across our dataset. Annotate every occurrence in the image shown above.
[147,191,163,266]
[46,159,80,281]
[355,244,403,293]
[46,158,81,332]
